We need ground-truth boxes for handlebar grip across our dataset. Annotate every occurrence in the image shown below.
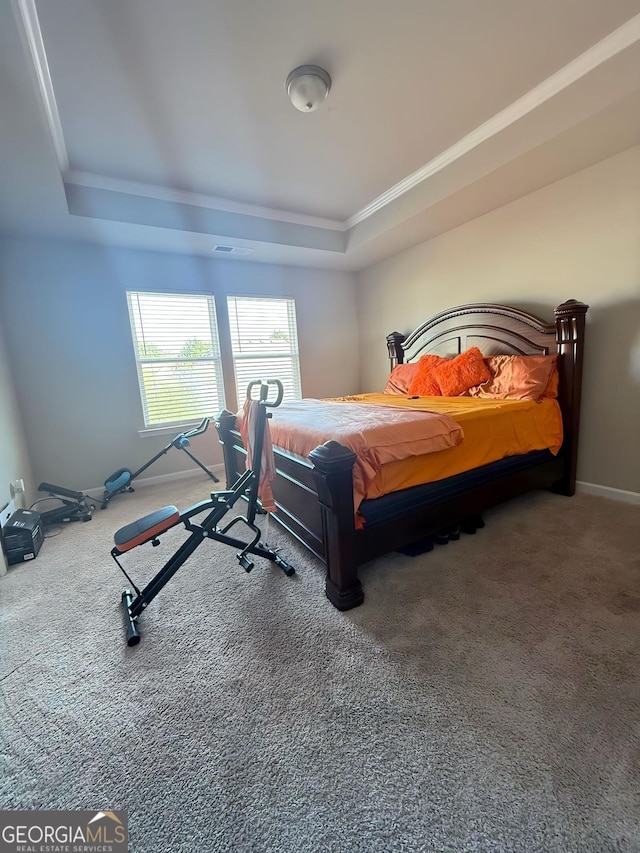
[266,379,284,407]
[246,380,263,400]
[245,379,284,408]
[183,417,209,438]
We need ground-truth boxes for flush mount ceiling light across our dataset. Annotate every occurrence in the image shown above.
[285,65,331,112]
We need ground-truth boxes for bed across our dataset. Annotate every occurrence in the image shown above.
[216,299,588,610]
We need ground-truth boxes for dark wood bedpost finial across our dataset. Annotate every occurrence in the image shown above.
[387,331,406,368]
[309,441,364,611]
[554,300,589,496]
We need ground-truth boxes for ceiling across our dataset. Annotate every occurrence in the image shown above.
[1,0,640,270]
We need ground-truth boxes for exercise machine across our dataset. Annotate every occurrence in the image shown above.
[36,482,95,525]
[101,417,219,509]
[111,380,295,647]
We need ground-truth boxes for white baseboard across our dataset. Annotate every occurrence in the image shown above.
[84,464,225,499]
[576,480,640,505]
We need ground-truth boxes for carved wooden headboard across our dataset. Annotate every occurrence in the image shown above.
[385,300,589,494]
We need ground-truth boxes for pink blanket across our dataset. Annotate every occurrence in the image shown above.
[267,399,464,522]
[240,399,277,513]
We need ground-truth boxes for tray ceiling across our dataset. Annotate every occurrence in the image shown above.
[1,0,640,269]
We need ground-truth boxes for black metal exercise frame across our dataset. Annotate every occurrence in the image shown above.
[101,417,219,510]
[111,380,294,646]
[37,482,95,525]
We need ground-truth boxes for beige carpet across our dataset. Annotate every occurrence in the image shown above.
[1,476,639,852]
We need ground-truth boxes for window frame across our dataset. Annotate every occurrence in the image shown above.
[126,290,226,431]
[226,294,302,407]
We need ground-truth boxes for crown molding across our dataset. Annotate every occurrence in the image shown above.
[346,11,640,228]
[13,0,68,171]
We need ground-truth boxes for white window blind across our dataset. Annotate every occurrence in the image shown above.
[127,291,225,427]
[227,296,302,405]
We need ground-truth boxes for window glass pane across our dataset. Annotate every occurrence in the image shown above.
[227,296,302,404]
[127,291,225,426]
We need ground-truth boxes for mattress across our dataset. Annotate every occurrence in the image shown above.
[328,393,563,500]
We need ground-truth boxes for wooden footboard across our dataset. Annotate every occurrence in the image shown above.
[216,299,588,610]
[216,412,568,609]
[216,412,363,609]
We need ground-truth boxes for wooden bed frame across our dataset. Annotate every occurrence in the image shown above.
[216,299,588,610]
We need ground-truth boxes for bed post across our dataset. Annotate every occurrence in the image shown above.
[309,441,364,611]
[216,410,241,488]
[554,299,589,496]
[387,331,406,368]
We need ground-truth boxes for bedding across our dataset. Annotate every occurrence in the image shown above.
[217,299,588,612]
[383,362,418,394]
[396,351,559,401]
[242,391,563,526]
[335,393,563,498]
[407,354,448,396]
[469,353,558,401]
[265,399,464,522]
[430,346,491,395]
[541,363,559,398]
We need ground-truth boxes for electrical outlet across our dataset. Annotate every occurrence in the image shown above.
[10,479,25,499]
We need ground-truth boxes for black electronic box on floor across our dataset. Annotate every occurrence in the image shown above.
[2,509,44,565]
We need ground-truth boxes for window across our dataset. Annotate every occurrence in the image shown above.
[227,296,302,404]
[127,291,225,427]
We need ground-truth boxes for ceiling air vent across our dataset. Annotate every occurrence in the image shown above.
[212,245,252,256]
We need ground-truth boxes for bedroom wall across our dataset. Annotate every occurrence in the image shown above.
[0,238,359,494]
[0,315,34,572]
[356,145,640,496]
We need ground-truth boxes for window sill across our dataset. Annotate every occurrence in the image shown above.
[137,421,204,439]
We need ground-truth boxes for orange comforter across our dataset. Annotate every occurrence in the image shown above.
[268,399,464,519]
[329,393,563,499]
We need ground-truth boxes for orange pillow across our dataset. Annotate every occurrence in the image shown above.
[541,363,559,399]
[407,354,448,396]
[432,347,491,396]
[470,354,557,401]
[383,363,418,395]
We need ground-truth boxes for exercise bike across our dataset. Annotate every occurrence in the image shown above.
[111,379,295,647]
[101,417,219,509]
